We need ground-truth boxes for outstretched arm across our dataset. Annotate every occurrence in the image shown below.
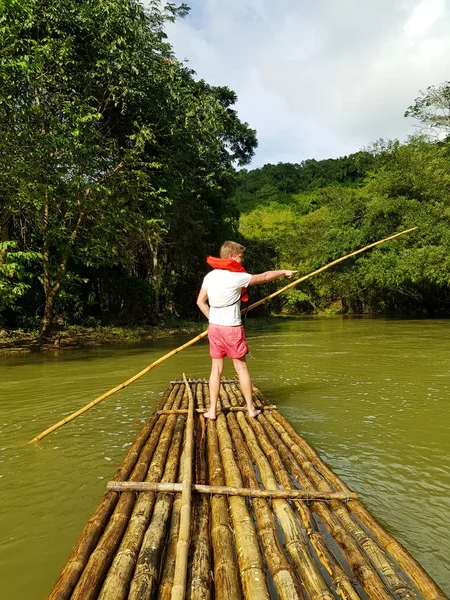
[249,270,296,285]
[196,287,210,320]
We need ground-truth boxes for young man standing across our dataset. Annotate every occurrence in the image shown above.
[196,241,296,419]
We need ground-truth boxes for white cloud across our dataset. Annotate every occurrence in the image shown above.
[148,0,450,167]
[405,0,446,36]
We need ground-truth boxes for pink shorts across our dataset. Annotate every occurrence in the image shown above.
[208,323,248,359]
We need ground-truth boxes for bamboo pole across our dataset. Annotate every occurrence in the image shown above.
[204,387,242,599]
[171,375,195,600]
[222,384,334,600]
[28,227,417,444]
[245,226,417,312]
[96,385,187,600]
[69,385,184,600]
[214,404,270,600]
[269,408,448,600]
[106,481,358,500]
[248,410,393,600]
[45,384,176,600]
[127,407,187,600]
[187,381,211,600]
[157,405,277,415]
[264,409,418,599]
[27,333,208,444]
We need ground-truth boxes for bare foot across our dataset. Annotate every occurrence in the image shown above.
[247,408,261,418]
[203,410,217,420]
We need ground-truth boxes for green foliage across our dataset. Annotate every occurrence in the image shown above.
[233,152,376,213]
[237,135,450,316]
[405,81,450,138]
[0,0,256,331]
[0,242,40,311]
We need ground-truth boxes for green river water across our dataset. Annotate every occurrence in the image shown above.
[1,316,449,598]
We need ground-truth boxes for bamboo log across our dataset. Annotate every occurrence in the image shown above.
[214,409,270,600]
[250,411,393,600]
[70,385,184,600]
[96,385,186,600]
[233,403,363,599]
[127,409,186,600]
[106,481,358,501]
[222,398,304,599]
[270,409,448,600]
[45,385,176,600]
[157,405,277,415]
[205,390,242,599]
[187,383,211,600]
[222,384,334,600]
[264,410,418,599]
[28,227,417,444]
[157,455,184,600]
[242,386,368,599]
[171,375,196,600]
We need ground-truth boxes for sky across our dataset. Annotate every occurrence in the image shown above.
[155,0,450,168]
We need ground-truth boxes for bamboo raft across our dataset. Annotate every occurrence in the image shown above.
[46,378,447,600]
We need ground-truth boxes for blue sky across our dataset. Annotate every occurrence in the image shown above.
[148,0,450,168]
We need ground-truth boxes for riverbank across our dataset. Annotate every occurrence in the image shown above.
[0,322,207,356]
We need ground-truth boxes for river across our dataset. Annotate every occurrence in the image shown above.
[1,316,449,597]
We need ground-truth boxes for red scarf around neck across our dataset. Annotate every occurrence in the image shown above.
[206,256,249,302]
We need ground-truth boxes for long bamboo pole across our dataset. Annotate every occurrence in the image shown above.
[106,481,358,500]
[171,375,195,600]
[28,227,417,444]
[245,226,417,312]
[27,331,208,444]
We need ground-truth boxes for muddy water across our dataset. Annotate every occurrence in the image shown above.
[1,316,449,597]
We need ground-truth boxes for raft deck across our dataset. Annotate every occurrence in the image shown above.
[47,378,447,600]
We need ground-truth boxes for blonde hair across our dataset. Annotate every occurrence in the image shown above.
[219,241,246,258]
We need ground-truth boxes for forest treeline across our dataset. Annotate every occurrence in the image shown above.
[235,133,450,316]
[1,0,450,337]
[0,0,257,336]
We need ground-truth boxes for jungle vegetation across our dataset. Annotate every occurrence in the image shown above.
[1,0,450,337]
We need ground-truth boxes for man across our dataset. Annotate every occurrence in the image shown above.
[197,240,296,419]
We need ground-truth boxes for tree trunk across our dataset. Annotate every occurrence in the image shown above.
[0,209,9,262]
[148,237,160,316]
[40,198,60,339]
[40,278,60,338]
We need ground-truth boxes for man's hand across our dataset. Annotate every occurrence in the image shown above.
[196,287,210,319]
[284,270,297,279]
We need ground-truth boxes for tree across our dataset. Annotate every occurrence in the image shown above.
[0,0,257,333]
[405,81,450,138]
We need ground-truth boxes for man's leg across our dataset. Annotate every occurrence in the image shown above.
[204,358,224,420]
[232,356,261,418]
